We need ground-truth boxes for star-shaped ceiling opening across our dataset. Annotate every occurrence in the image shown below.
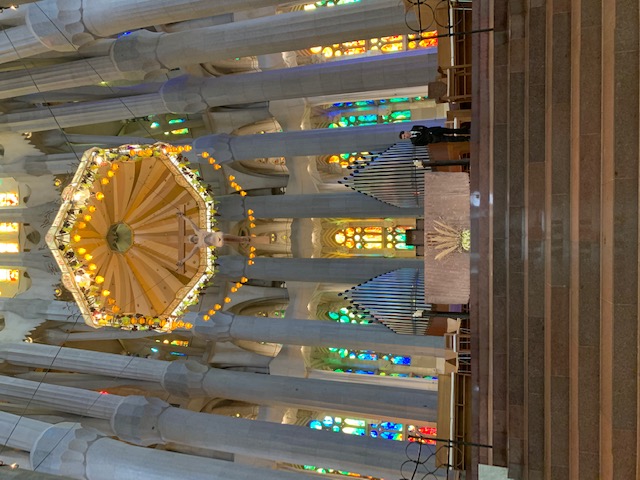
[46,143,216,331]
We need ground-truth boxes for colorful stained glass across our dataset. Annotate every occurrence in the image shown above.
[0,243,19,253]
[0,192,19,207]
[0,222,18,232]
[0,269,19,282]
[333,225,413,251]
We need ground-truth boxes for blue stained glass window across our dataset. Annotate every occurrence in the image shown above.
[380,422,402,430]
[310,420,323,430]
[357,352,378,361]
[391,356,411,365]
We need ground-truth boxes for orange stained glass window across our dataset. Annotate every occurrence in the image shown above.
[0,269,19,282]
[0,192,19,207]
[334,225,413,250]
[311,30,437,58]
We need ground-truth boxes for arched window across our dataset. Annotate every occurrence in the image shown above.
[327,347,411,365]
[308,415,436,444]
[326,306,371,324]
[0,178,22,207]
[0,268,30,297]
[333,225,413,251]
[326,109,412,129]
[308,32,437,58]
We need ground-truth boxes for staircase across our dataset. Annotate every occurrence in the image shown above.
[471,1,639,479]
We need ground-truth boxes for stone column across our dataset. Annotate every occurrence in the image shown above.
[0,379,435,478]
[0,411,319,480]
[0,0,288,65]
[193,312,450,359]
[113,0,414,73]
[0,0,415,99]
[0,299,75,320]
[0,344,438,423]
[216,191,423,219]
[192,121,443,163]
[0,410,48,452]
[216,255,424,283]
[0,49,437,133]
[1,468,68,479]
[80,0,286,39]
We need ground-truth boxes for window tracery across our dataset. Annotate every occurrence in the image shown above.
[333,225,413,251]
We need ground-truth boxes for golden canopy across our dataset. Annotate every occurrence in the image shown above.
[46,144,216,331]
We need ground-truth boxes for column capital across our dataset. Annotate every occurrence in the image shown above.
[27,0,94,51]
[111,30,164,77]
[31,423,100,478]
[160,75,208,113]
[161,360,209,397]
[111,396,170,446]
[192,134,234,163]
[193,311,235,342]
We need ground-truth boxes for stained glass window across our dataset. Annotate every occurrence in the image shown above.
[327,151,369,168]
[309,31,437,58]
[155,339,190,347]
[0,243,19,253]
[304,0,361,9]
[0,192,19,207]
[0,223,18,232]
[333,225,414,251]
[0,269,19,282]
[328,110,410,129]
[308,415,437,445]
[326,306,371,324]
[327,346,411,366]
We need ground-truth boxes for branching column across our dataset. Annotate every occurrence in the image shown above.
[193,312,450,359]
[192,121,443,164]
[0,50,437,133]
[216,191,424,219]
[0,0,287,65]
[0,410,319,480]
[0,0,415,99]
[0,376,436,478]
[216,255,424,283]
[0,343,436,423]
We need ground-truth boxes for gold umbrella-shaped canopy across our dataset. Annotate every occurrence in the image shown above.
[46,144,216,331]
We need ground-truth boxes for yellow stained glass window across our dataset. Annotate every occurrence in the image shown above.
[0,269,19,282]
[0,243,19,253]
[334,225,414,251]
[0,193,19,207]
[0,223,18,232]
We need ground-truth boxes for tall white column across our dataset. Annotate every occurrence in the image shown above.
[0,411,319,480]
[216,191,424,220]
[0,343,437,423]
[0,0,289,65]
[193,312,451,359]
[217,255,424,283]
[0,378,435,478]
[113,0,414,72]
[0,0,416,98]
[193,121,443,163]
[0,50,437,133]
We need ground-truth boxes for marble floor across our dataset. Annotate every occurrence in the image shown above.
[470,1,639,479]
